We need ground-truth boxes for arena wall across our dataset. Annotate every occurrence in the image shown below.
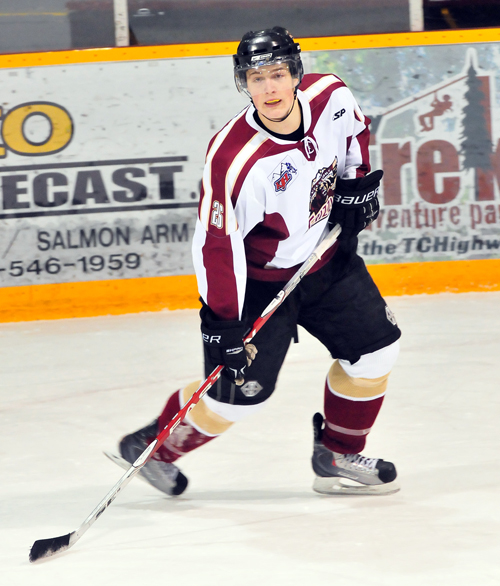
[0,28,499,322]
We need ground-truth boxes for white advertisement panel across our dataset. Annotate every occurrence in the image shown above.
[1,42,500,289]
[0,55,245,287]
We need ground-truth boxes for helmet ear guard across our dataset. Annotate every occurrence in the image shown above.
[233,26,304,98]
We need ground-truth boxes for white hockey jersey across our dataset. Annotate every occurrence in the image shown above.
[192,73,371,320]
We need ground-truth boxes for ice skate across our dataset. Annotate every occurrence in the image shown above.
[107,420,188,496]
[311,413,399,496]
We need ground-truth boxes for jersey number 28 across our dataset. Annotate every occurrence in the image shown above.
[210,201,224,229]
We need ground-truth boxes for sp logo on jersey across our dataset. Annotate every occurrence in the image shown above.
[333,108,346,121]
[269,157,298,193]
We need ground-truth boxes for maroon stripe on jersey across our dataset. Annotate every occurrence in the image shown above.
[300,73,344,93]
[355,124,371,177]
[202,231,240,320]
[244,212,289,267]
[345,125,371,179]
[205,113,259,234]
[230,140,274,207]
[205,133,217,156]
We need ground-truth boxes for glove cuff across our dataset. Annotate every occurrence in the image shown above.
[200,305,246,348]
[335,169,383,200]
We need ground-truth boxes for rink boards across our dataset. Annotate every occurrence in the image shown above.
[0,28,500,321]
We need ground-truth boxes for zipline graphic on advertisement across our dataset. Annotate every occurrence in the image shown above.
[370,49,498,208]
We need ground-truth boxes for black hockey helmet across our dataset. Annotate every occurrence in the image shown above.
[233,26,304,97]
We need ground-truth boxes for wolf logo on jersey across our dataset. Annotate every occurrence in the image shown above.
[309,157,338,228]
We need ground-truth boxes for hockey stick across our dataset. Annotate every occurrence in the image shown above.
[29,223,341,563]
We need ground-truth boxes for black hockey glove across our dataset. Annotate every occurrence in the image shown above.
[329,169,383,239]
[200,306,257,386]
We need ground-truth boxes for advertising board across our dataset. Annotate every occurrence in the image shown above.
[311,43,500,264]
[0,36,499,302]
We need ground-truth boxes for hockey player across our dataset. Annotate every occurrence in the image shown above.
[116,27,401,496]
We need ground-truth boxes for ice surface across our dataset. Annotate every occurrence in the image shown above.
[1,292,499,585]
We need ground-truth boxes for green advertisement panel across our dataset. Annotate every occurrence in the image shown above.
[311,42,500,263]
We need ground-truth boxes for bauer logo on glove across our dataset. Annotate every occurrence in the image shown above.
[333,186,380,206]
[329,169,383,239]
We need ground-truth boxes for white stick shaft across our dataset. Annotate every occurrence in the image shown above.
[36,224,342,557]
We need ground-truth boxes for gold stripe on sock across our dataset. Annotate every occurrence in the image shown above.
[181,381,234,435]
[327,360,389,400]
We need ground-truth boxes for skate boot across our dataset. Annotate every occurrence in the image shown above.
[118,420,188,496]
[311,413,399,495]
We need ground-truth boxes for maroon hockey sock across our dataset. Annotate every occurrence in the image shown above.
[322,379,384,454]
[156,389,216,463]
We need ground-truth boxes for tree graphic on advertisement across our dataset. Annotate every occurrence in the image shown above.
[460,64,493,200]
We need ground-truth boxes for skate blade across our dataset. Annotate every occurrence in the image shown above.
[313,475,400,496]
[104,450,157,484]
[104,450,131,473]
[104,450,164,489]
[104,451,180,496]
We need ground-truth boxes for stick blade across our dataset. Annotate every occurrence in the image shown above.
[29,532,72,563]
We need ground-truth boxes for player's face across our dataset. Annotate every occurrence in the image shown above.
[246,64,297,119]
